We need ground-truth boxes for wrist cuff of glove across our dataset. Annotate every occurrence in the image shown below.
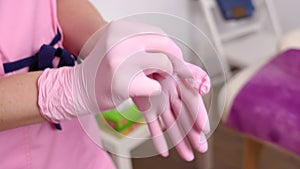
[37,67,76,123]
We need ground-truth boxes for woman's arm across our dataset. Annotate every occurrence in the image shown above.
[0,0,106,130]
[0,71,45,130]
[57,0,107,56]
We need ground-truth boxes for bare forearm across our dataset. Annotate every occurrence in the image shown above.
[0,1,107,131]
[57,0,107,56]
[0,72,45,130]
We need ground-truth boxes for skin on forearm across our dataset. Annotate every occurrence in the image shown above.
[57,0,107,56]
[0,71,45,131]
[0,0,107,130]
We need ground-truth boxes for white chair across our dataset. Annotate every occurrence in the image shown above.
[198,0,282,68]
[99,124,150,169]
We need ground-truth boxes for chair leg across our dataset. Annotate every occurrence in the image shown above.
[243,137,262,169]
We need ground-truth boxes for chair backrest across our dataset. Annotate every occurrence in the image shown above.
[198,0,282,70]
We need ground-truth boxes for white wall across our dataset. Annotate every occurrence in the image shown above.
[90,0,300,33]
[89,0,300,81]
[273,0,300,32]
[90,0,191,21]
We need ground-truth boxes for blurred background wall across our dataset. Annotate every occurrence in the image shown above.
[90,0,300,33]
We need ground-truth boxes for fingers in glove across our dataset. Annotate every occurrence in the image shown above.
[171,96,208,153]
[146,117,169,157]
[132,97,169,157]
[161,107,194,161]
[176,80,210,134]
[188,129,208,153]
[185,63,211,95]
[196,97,210,134]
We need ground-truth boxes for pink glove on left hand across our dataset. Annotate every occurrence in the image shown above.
[38,21,181,122]
[133,62,210,161]
[38,21,211,162]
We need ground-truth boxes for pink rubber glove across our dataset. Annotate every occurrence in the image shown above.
[133,62,210,161]
[38,21,210,161]
[38,21,187,122]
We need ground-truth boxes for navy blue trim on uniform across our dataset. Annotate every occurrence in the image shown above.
[3,29,75,73]
[2,29,76,130]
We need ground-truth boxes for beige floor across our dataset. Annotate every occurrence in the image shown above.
[132,123,300,169]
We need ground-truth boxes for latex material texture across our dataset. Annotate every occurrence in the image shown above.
[38,21,210,161]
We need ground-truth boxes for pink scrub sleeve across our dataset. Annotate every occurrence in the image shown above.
[0,0,115,168]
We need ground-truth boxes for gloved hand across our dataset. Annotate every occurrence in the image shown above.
[38,21,181,122]
[38,21,210,161]
[133,62,210,161]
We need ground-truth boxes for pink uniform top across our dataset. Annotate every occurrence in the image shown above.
[0,0,115,168]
